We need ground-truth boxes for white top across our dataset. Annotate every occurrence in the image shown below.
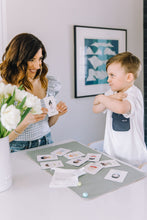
[15,76,61,141]
[103,85,147,167]
[0,141,147,220]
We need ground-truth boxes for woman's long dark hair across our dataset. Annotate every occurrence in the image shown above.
[0,33,48,90]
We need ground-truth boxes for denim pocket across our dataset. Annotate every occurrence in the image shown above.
[112,112,130,131]
[45,132,53,144]
[10,141,28,152]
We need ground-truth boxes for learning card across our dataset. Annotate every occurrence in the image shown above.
[84,162,103,175]
[64,151,85,159]
[99,160,120,168]
[40,160,64,169]
[66,156,88,167]
[37,154,58,162]
[104,169,128,183]
[49,168,86,188]
[44,96,58,117]
[86,153,102,162]
[51,148,71,156]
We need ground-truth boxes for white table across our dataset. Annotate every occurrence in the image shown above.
[0,141,147,220]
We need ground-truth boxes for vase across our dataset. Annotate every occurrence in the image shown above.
[0,136,12,192]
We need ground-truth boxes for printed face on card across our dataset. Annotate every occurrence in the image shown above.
[40,160,64,169]
[99,160,120,168]
[64,151,85,159]
[84,162,103,175]
[37,154,58,162]
[51,148,71,156]
[44,96,58,117]
[104,169,128,183]
[86,153,101,162]
[66,157,88,167]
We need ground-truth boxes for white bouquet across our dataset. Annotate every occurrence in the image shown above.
[0,82,42,138]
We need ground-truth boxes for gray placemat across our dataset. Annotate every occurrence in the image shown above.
[27,141,147,199]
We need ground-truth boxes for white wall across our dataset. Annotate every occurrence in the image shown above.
[5,0,143,145]
[0,0,7,62]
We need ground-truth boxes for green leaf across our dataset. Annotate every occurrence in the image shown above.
[18,85,24,90]
[6,89,16,106]
[0,122,9,138]
[16,96,27,109]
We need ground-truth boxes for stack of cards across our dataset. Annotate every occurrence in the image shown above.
[49,167,86,188]
[36,147,127,183]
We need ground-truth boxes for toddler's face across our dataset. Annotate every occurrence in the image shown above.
[107,62,129,92]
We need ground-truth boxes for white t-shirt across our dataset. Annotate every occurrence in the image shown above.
[103,85,147,166]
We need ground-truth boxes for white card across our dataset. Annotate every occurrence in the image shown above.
[40,160,64,169]
[104,169,128,183]
[66,156,88,167]
[37,154,58,162]
[51,148,71,156]
[86,153,102,162]
[44,96,58,117]
[84,162,103,175]
[49,168,79,188]
[99,160,120,168]
[64,151,85,159]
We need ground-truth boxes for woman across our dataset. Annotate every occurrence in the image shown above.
[0,33,67,152]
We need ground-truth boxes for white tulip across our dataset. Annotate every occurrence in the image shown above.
[15,89,27,102]
[1,104,21,131]
[25,93,42,114]
[0,82,5,95]
[3,84,17,98]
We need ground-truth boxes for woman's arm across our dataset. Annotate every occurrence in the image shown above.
[9,108,48,142]
[48,101,67,127]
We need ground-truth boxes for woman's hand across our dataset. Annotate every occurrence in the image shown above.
[9,107,48,142]
[56,101,68,116]
[22,107,48,126]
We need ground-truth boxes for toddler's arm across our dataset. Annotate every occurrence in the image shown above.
[93,92,131,114]
[93,95,106,113]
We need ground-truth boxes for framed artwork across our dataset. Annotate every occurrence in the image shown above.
[74,25,127,98]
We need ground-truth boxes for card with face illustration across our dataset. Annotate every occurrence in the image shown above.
[44,96,58,117]
[40,160,64,169]
[51,148,72,156]
[66,157,88,167]
[99,160,120,168]
[86,153,102,162]
[64,151,85,160]
[84,162,103,175]
[104,169,128,183]
[37,154,58,162]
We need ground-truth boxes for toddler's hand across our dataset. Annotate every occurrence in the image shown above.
[110,92,127,101]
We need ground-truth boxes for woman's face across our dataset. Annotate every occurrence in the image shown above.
[27,48,43,79]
